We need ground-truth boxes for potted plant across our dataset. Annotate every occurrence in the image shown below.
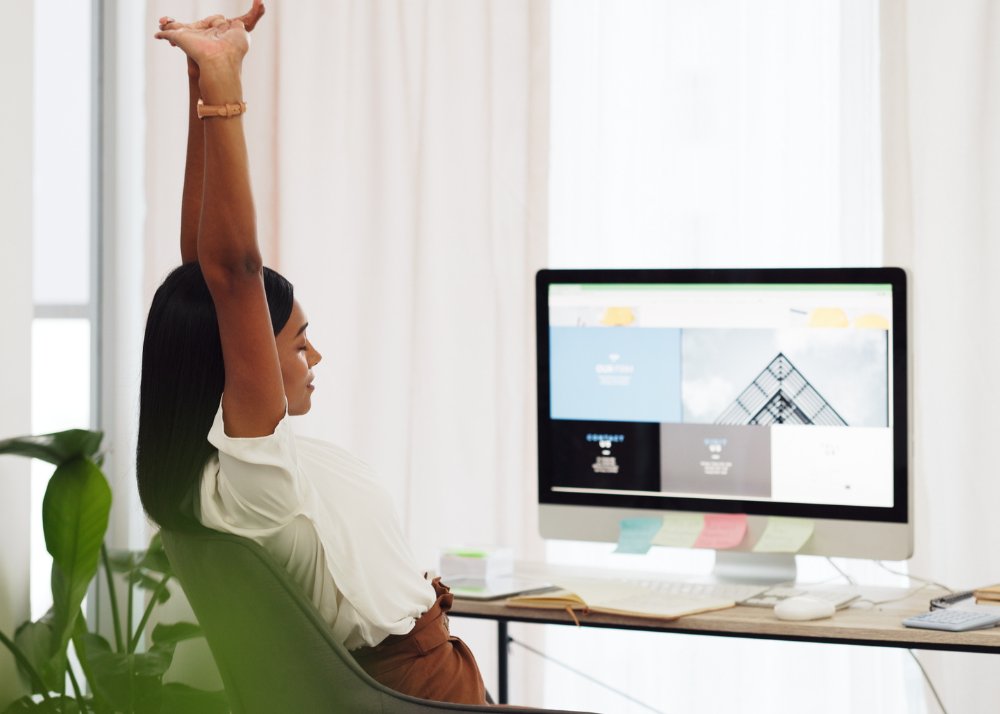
[0,430,227,713]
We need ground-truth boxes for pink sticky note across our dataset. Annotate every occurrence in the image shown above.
[693,513,748,549]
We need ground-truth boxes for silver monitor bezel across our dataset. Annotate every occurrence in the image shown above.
[536,268,912,559]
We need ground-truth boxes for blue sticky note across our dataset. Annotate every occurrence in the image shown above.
[614,518,663,554]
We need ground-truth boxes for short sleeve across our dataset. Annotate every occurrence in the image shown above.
[197,402,306,533]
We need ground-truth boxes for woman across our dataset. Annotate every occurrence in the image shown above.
[139,3,490,705]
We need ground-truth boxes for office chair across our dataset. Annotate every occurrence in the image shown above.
[161,529,591,714]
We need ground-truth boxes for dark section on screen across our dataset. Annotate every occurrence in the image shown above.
[550,420,661,492]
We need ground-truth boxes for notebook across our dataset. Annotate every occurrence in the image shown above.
[506,578,735,621]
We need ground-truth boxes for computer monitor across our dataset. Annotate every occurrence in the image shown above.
[536,268,912,575]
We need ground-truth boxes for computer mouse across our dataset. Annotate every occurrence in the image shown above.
[773,595,836,621]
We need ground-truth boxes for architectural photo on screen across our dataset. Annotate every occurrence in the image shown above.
[681,326,889,428]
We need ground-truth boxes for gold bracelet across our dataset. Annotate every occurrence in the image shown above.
[197,99,248,119]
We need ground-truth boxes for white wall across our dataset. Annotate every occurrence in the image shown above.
[0,0,34,707]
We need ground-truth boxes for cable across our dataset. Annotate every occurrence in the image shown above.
[852,582,957,609]
[875,561,954,594]
[852,582,929,608]
[511,634,947,714]
[908,650,949,714]
[508,636,667,714]
[824,556,857,585]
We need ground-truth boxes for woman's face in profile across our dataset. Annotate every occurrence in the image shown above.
[276,300,322,415]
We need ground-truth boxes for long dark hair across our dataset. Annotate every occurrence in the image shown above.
[137,262,294,531]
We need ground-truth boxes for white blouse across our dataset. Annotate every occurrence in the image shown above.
[194,404,436,650]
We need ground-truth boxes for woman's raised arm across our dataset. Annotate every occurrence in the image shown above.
[162,1,265,264]
[155,9,285,438]
[178,53,205,264]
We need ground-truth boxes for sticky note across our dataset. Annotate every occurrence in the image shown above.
[752,517,815,553]
[693,513,748,550]
[614,518,663,554]
[651,513,705,548]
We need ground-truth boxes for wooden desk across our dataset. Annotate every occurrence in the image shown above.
[448,565,1000,704]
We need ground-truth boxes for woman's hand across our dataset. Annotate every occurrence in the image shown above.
[155,16,250,73]
[155,0,265,75]
[159,2,265,83]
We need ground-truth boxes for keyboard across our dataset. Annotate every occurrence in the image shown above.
[626,580,771,602]
[625,581,860,610]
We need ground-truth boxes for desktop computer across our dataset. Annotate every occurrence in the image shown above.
[536,268,911,582]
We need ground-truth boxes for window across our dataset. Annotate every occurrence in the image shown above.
[549,0,882,271]
[31,0,98,621]
[544,3,923,712]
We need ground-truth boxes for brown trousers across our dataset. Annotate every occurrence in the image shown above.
[351,578,490,706]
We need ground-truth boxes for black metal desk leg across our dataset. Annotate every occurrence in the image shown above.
[497,619,509,704]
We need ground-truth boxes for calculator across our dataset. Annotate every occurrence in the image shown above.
[902,609,1000,632]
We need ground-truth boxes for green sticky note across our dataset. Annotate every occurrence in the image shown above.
[752,517,815,553]
[614,518,663,554]
[651,513,705,548]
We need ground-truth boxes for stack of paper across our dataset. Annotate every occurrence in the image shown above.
[973,584,1000,606]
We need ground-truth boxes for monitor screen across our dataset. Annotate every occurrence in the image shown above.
[537,268,908,524]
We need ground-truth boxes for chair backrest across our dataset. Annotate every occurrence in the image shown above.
[161,529,585,714]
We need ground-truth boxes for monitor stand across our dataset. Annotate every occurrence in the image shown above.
[712,551,796,585]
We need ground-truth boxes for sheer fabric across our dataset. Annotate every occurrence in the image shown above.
[544,2,923,713]
[883,0,1000,708]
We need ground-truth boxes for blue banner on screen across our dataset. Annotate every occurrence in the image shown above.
[549,326,682,422]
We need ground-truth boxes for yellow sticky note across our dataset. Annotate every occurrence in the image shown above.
[651,513,705,548]
[600,307,635,326]
[752,517,815,553]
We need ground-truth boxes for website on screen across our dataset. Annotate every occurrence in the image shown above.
[548,284,894,508]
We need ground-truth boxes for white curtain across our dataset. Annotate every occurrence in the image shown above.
[543,2,925,713]
[145,0,550,703]
[549,0,883,271]
[883,0,1000,710]
[140,0,1000,710]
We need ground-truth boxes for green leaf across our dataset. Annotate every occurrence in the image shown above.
[43,456,111,690]
[138,533,172,576]
[108,535,172,582]
[130,570,154,588]
[0,430,103,466]
[104,550,137,574]
[133,643,177,677]
[13,616,59,694]
[150,622,203,646]
[80,633,120,674]
[0,695,43,713]
[0,628,55,710]
[83,633,177,713]
[159,683,229,714]
[108,534,172,602]
[131,572,172,604]
[45,457,112,569]
[34,701,82,714]
[71,610,103,712]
